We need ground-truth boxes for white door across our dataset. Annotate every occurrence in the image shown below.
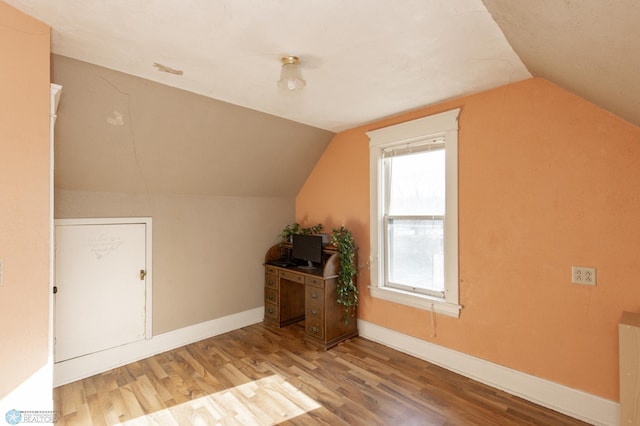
[54,221,150,362]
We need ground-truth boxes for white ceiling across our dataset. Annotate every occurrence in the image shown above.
[5,0,531,132]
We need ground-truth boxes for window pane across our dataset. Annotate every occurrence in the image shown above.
[388,149,445,216]
[387,218,444,293]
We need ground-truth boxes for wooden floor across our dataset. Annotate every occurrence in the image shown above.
[53,322,589,425]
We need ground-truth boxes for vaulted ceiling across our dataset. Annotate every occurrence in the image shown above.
[4,0,639,197]
[7,0,531,133]
[7,0,638,131]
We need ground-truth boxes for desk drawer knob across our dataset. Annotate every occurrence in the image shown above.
[310,292,318,299]
[311,309,318,316]
[310,326,320,334]
[267,293,275,301]
[267,307,275,314]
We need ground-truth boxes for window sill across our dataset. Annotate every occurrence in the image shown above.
[369,285,461,318]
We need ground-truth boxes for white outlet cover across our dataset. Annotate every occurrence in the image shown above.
[572,266,596,285]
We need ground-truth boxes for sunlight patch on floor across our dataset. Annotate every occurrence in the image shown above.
[118,375,320,425]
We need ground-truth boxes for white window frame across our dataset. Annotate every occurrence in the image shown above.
[367,109,461,318]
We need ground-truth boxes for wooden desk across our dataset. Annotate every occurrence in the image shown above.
[264,244,358,350]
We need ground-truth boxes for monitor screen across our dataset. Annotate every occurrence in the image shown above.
[292,234,323,267]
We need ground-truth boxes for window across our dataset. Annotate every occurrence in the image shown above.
[385,144,445,296]
[367,109,461,317]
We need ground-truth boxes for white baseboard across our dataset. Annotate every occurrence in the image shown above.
[54,307,263,387]
[357,319,619,426]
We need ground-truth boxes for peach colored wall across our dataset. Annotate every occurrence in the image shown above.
[0,2,51,398]
[296,78,640,401]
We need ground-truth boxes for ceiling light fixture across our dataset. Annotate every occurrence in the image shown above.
[277,56,306,91]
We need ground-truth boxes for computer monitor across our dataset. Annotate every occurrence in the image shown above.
[292,234,323,268]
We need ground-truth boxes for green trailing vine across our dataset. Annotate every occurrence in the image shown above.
[331,225,358,321]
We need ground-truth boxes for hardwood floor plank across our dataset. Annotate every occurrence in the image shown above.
[112,366,137,388]
[117,385,147,420]
[144,357,169,381]
[56,380,81,417]
[54,322,590,426]
[166,358,205,401]
[104,388,127,423]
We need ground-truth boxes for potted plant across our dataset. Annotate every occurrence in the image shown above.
[279,222,323,245]
[331,225,358,322]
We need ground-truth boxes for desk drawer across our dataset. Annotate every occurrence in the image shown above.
[264,287,278,304]
[305,276,324,288]
[265,265,278,275]
[306,286,324,304]
[264,302,278,321]
[306,302,324,322]
[265,273,278,289]
[280,270,304,284]
[306,320,325,339]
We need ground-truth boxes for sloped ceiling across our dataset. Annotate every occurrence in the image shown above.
[51,55,334,197]
[5,0,638,197]
[5,0,530,132]
[482,0,640,128]
[5,1,638,131]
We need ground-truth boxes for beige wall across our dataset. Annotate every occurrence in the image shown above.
[0,1,51,399]
[296,78,640,401]
[51,55,334,198]
[51,55,334,334]
[55,190,292,334]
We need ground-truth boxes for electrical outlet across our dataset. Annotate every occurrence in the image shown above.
[572,266,596,285]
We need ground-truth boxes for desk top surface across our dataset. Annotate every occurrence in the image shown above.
[265,260,328,277]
